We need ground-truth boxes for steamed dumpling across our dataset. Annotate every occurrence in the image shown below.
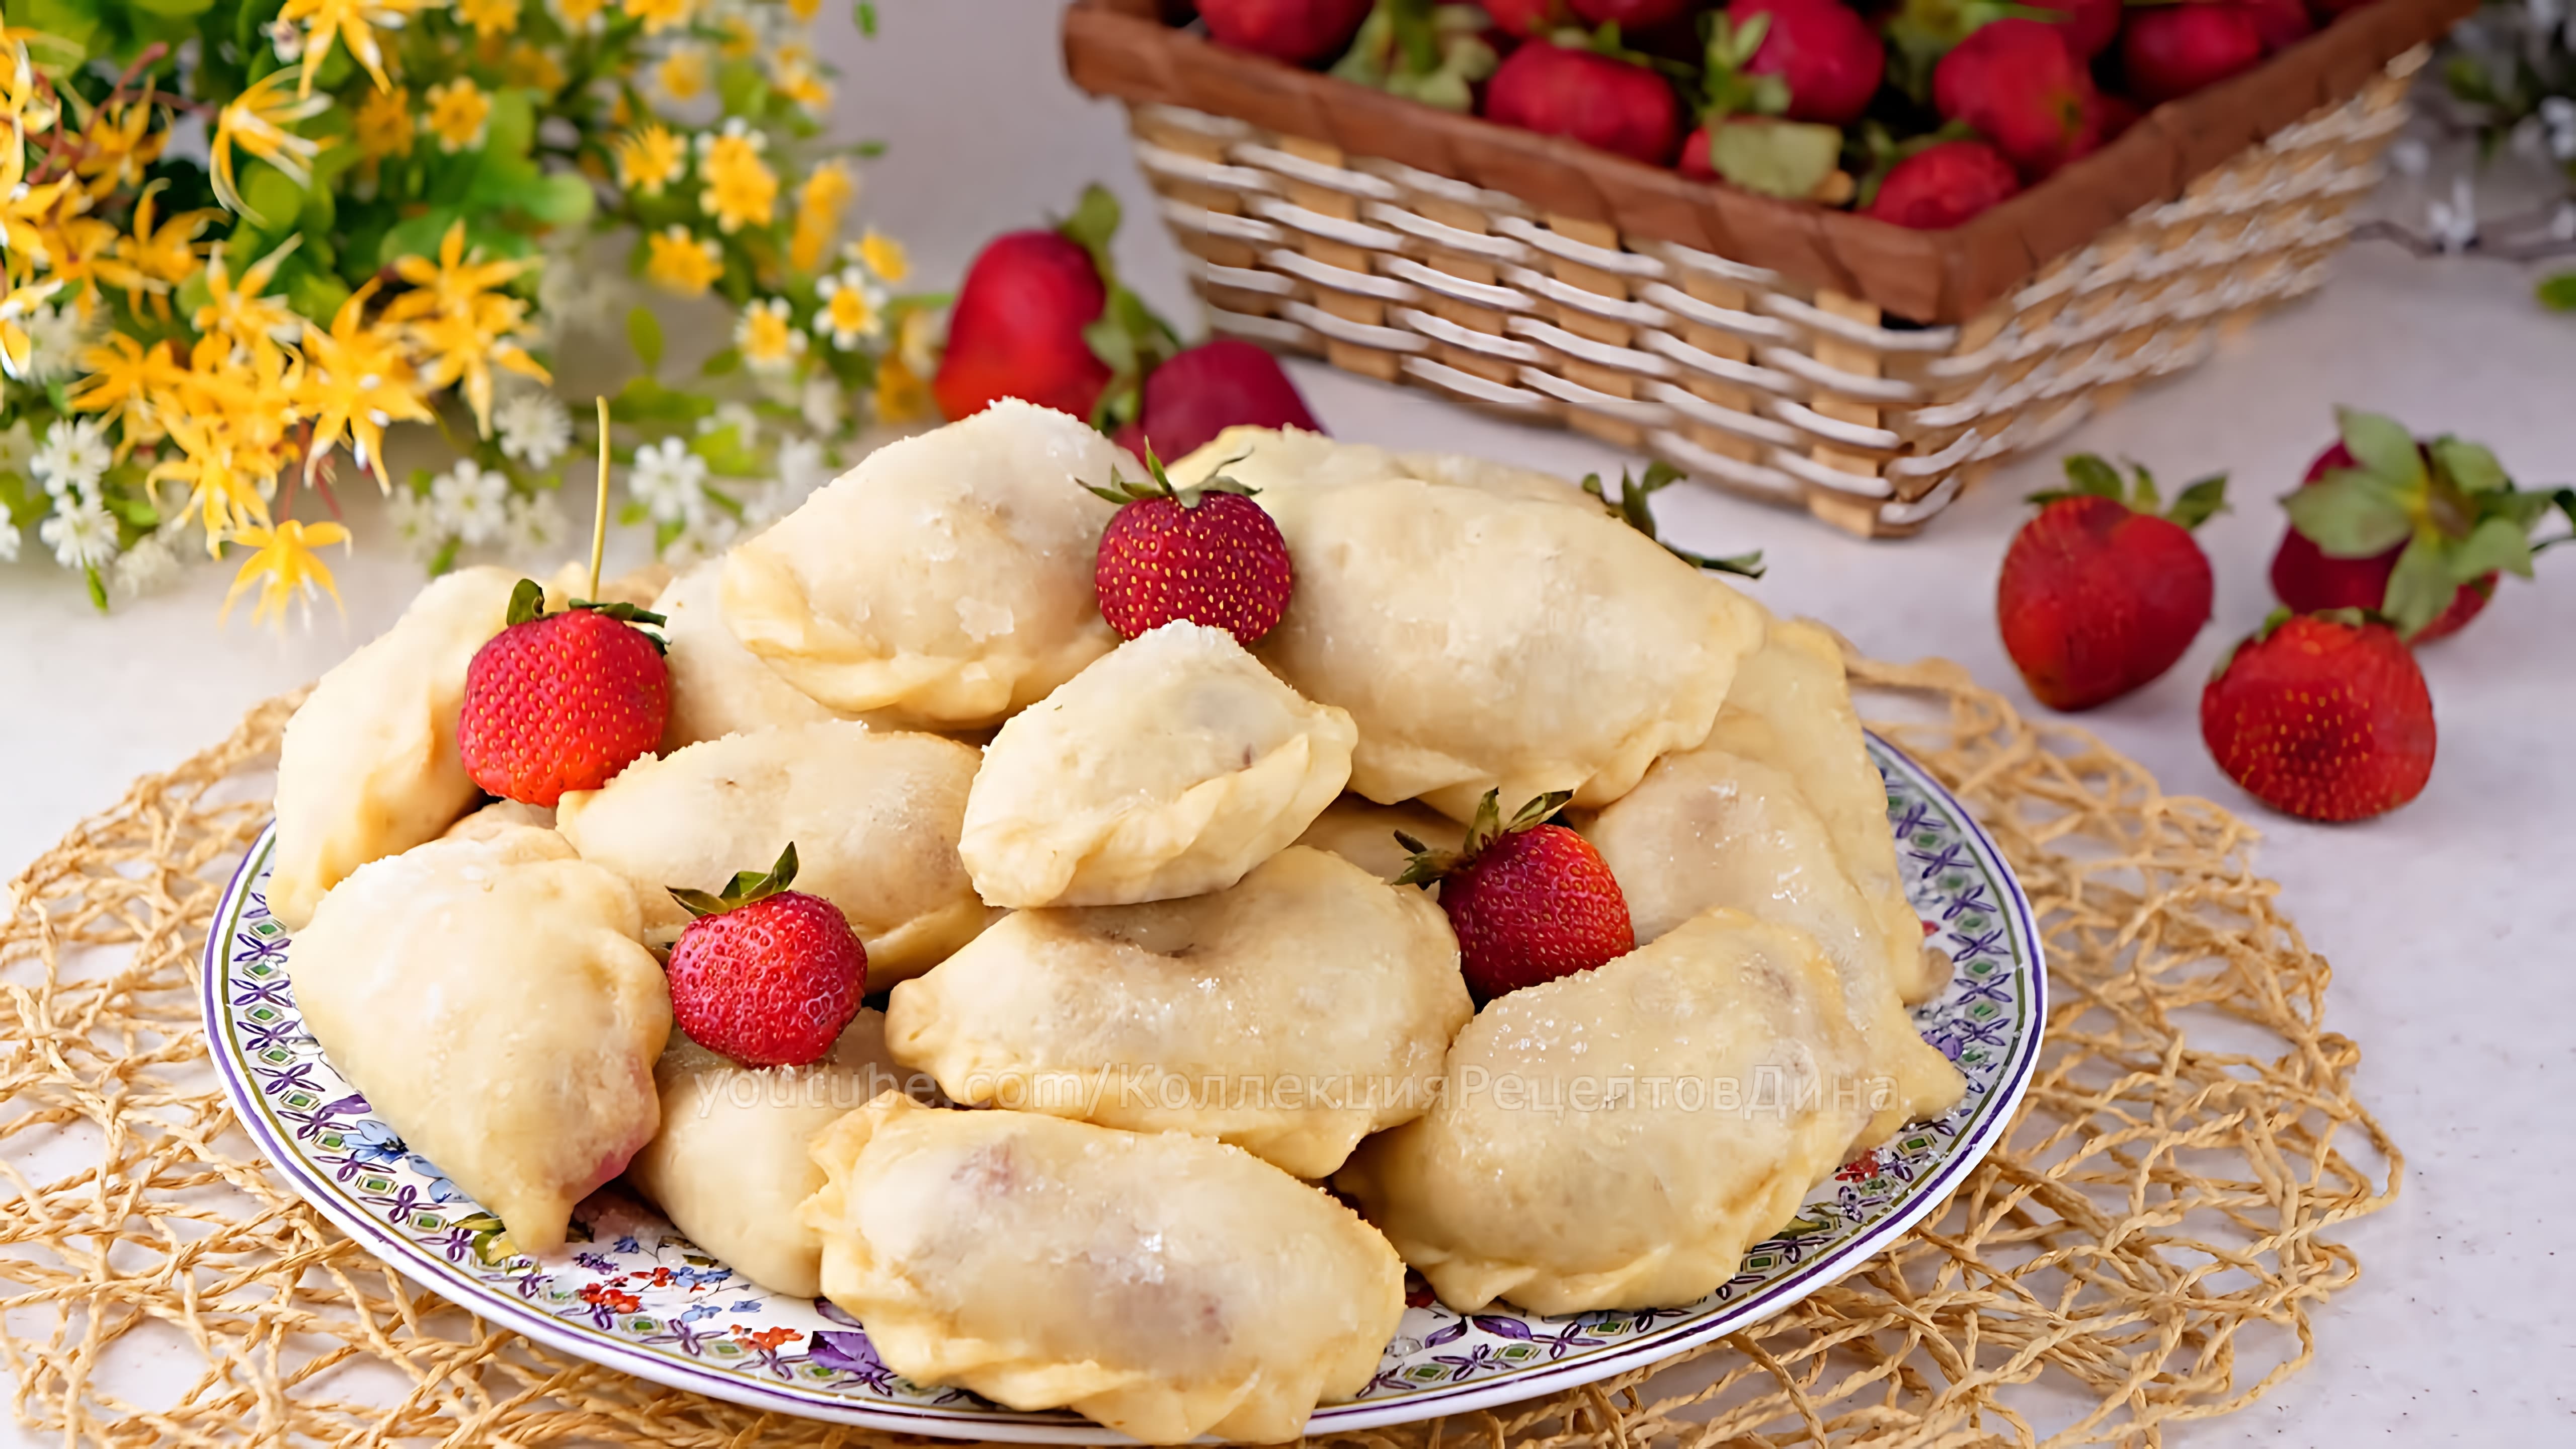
[887,846,1468,1178]
[1292,794,1458,882]
[266,566,518,928]
[627,1011,918,1298]
[1578,745,1964,1147]
[1708,616,1948,1004]
[1335,909,1869,1314]
[1174,427,1589,509]
[285,825,670,1254]
[720,400,1123,729]
[1197,433,1764,820]
[555,722,994,982]
[958,620,1356,908]
[652,559,862,749]
[801,1093,1405,1443]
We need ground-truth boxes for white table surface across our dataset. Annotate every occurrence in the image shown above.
[3,3,2569,1440]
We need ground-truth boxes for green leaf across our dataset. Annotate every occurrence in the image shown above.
[855,1,878,36]
[626,305,665,375]
[2535,272,2576,310]
[485,88,537,161]
[2334,408,2426,491]
[2284,474,2414,558]
[504,578,548,625]
[379,209,462,268]
[514,173,596,227]
[2381,534,2455,638]
[2165,474,2230,531]
[85,565,107,613]
[690,426,762,477]
[2058,453,2124,499]
[716,59,768,117]
[1058,183,1122,278]
[2451,514,2537,581]
[2429,435,2508,494]
[240,164,305,230]
[129,0,215,20]
[700,346,741,378]
[1706,120,1842,200]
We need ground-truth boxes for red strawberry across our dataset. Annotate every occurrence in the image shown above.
[2269,411,2568,643]
[2122,4,2264,104]
[2090,90,2141,143]
[1863,140,2020,229]
[1996,453,2229,711]
[1726,0,1885,127]
[1088,446,1296,643]
[1933,19,2099,179]
[1397,790,1635,999]
[2239,0,2313,52]
[2200,612,2436,822]
[1199,0,1377,63]
[2028,0,2121,58]
[459,581,670,808]
[933,186,1178,429]
[1483,37,1681,166]
[1477,0,1573,37]
[665,845,868,1068]
[1116,339,1323,463]
[1569,0,1693,27]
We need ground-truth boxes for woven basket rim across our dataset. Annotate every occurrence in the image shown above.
[1063,0,2472,324]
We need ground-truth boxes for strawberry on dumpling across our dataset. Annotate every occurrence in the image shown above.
[1089,446,1296,645]
[665,844,869,1069]
[1396,790,1636,999]
[458,580,671,808]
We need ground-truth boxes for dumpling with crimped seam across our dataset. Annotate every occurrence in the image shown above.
[799,1093,1405,1444]
[719,399,1122,729]
[957,620,1357,908]
[651,559,866,750]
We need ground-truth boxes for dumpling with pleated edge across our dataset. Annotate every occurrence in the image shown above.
[720,399,1124,730]
[651,558,869,750]
[957,619,1357,909]
[285,824,670,1255]
[887,844,1468,1179]
[799,1093,1405,1444]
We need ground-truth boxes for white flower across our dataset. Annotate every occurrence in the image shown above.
[697,399,762,450]
[693,116,768,159]
[534,251,619,343]
[386,484,448,562]
[495,389,575,469]
[39,498,120,569]
[429,460,513,546]
[629,436,710,524]
[0,419,33,477]
[112,535,178,597]
[798,375,845,438]
[0,518,19,563]
[2427,177,2479,255]
[734,296,808,378]
[814,267,887,352]
[21,305,95,386]
[31,417,112,502]
[776,435,832,500]
[265,18,304,62]
[505,490,570,555]
[2384,137,2430,179]
[2542,98,2576,162]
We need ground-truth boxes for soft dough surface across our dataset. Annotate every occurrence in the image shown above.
[285,825,670,1254]
[266,566,518,928]
[555,722,994,983]
[627,1012,917,1298]
[652,559,864,750]
[1183,430,1764,820]
[1580,745,1965,1148]
[1335,909,1870,1315]
[1292,794,1460,882]
[886,846,1468,1178]
[957,620,1357,908]
[719,399,1122,728]
[800,1094,1405,1444]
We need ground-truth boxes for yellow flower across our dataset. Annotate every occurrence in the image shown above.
[643,224,723,296]
[695,120,775,234]
[384,219,531,324]
[503,42,565,94]
[68,332,184,447]
[554,0,609,28]
[895,302,940,379]
[717,13,757,58]
[814,267,879,351]
[75,100,164,198]
[149,410,275,555]
[0,274,61,381]
[37,215,117,315]
[623,0,692,34]
[856,228,908,285]
[735,296,807,376]
[298,281,432,486]
[873,354,933,425]
[0,43,55,135]
[770,41,831,113]
[655,45,708,104]
[785,0,818,20]
[786,158,853,273]
[424,78,491,153]
[100,183,213,311]
[195,237,304,355]
[412,307,549,440]
[613,123,685,197]
[354,84,412,170]
[385,220,547,436]
[210,71,329,219]
[0,126,76,267]
[223,518,352,627]
[277,0,426,96]
[457,0,519,39]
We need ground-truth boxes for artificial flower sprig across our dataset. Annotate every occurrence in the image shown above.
[0,0,939,622]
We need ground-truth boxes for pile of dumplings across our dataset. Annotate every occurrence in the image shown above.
[271,400,1965,1444]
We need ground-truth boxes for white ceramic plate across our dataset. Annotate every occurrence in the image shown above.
[204,733,2043,1441]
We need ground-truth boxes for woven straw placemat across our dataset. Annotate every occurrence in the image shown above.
[0,657,2400,1447]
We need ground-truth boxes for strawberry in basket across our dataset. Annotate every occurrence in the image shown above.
[2121,4,2265,104]
[1199,0,1377,63]
[1483,28,1682,166]
[1933,19,2099,179]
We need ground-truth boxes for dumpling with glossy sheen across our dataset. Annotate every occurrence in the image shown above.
[887,846,1467,1178]
[286,825,670,1254]
[652,560,864,750]
[1578,745,1964,1148]
[555,722,994,982]
[1708,616,1948,1004]
[801,1093,1404,1444]
[1292,794,1459,882]
[1194,435,1764,819]
[720,399,1123,728]
[958,620,1357,908]
[627,1011,922,1298]
[266,566,519,928]
[1335,909,1870,1315]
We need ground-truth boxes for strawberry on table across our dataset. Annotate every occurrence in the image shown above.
[1113,339,1323,464]
[1198,0,1377,63]
[459,579,671,808]
[2201,611,2436,823]
[665,845,869,1069]
[932,185,1178,431]
[1089,446,1297,645]
[1996,453,2230,712]
[1396,790,1636,1000]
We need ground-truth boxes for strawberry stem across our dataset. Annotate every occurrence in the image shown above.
[1582,462,1765,578]
[589,396,611,602]
[669,843,800,919]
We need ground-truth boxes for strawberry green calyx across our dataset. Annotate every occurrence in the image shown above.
[1081,443,1257,511]
[668,843,800,920]
[2031,453,2228,529]
[1581,461,1766,577]
[1699,12,1791,120]
[501,578,671,650]
[1058,185,1183,434]
[1853,117,1978,208]
[1393,789,1573,888]
[1546,20,1694,78]
[1330,1,1499,112]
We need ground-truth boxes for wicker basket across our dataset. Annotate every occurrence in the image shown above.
[1064,0,2472,537]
